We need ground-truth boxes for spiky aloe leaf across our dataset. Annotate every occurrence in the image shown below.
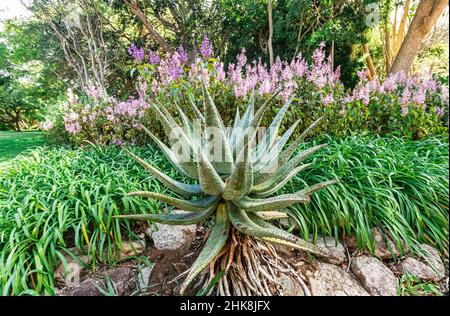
[202,86,234,174]
[233,194,310,213]
[298,179,340,195]
[123,148,203,196]
[280,116,323,163]
[128,191,219,212]
[222,136,253,201]
[228,203,329,258]
[149,101,178,137]
[252,163,312,196]
[239,90,255,129]
[141,125,199,180]
[255,143,326,185]
[186,91,206,124]
[254,119,300,169]
[179,203,230,294]
[113,203,217,225]
[196,151,226,195]
[259,96,294,152]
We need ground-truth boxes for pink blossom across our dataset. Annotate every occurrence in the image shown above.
[85,85,103,101]
[41,120,54,131]
[128,43,145,62]
[149,50,160,64]
[322,93,334,106]
[199,36,213,59]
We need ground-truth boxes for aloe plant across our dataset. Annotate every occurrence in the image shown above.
[117,88,338,294]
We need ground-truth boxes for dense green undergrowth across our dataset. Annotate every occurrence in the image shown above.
[0,134,448,295]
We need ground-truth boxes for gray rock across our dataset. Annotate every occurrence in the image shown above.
[313,236,346,265]
[136,266,154,290]
[418,244,445,281]
[345,228,406,259]
[65,267,134,296]
[54,247,90,286]
[279,217,299,230]
[148,210,197,250]
[276,273,304,296]
[118,241,145,259]
[351,256,398,296]
[309,263,369,296]
[397,257,444,282]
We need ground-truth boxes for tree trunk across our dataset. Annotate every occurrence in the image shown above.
[383,23,392,73]
[14,112,21,132]
[361,44,378,80]
[267,0,274,67]
[390,0,448,75]
[124,0,173,54]
[395,0,411,54]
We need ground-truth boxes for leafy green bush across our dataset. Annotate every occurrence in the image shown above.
[289,134,449,255]
[0,145,165,295]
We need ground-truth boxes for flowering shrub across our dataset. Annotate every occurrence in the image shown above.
[43,37,449,145]
[129,38,448,140]
[43,85,151,146]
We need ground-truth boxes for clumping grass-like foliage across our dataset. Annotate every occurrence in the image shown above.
[117,87,338,293]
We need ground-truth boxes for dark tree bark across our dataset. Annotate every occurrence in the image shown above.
[267,0,274,67]
[390,0,448,75]
[124,0,173,54]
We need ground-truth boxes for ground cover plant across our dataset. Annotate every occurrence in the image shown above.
[1,133,447,295]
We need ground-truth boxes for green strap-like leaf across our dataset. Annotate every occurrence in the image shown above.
[124,148,203,196]
[233,194,310,213]
[179,203,230,294]
[128,191,219,212]
[114,203,217,225]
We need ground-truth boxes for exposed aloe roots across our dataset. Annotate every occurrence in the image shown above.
[188,228,311,296]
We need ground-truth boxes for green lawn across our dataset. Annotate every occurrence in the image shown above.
[0,131,46,168]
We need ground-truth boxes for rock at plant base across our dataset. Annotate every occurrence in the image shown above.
[276,273,304,296]
[397,257,445,282]
[136,266,154,290]
[65,267,135,296]
[351,256,398,296]
[345,228,406,259]
[308,263,369,296]
[312,236,346,265]
[417,244,445,281]
[54,247,90,286]
[279,217,299,230]
[118,241,145,259]
[148,210,197,251]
